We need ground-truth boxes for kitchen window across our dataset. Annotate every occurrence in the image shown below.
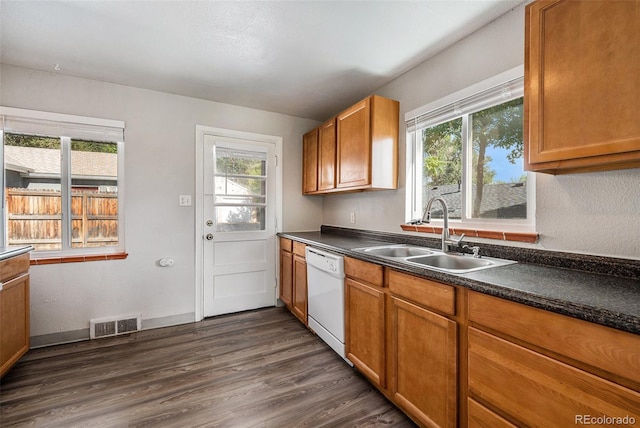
[1,107,125,258]
[405,66,535,233]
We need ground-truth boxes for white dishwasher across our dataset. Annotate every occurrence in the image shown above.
[305,247,352,365]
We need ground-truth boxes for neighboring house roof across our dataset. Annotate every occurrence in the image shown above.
[424,182,527,219]
[4,145,117,178]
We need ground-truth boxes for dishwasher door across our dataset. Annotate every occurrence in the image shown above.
[305,247,349,363]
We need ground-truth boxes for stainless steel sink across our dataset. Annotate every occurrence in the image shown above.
[352,244,515,274]
[355,245,435,258]
[404,253,515,273]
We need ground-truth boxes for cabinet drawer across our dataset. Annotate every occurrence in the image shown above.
[388,270,455,316]
[469,291,640,386]
[279,237,292,252]
[468,327,640,427]
[467,398,516,428]
[345,257,383,287]
[292,241,306,257]
[0,253,30,283]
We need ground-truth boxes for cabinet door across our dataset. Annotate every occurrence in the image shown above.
[391,296,457,428]
[318,119,336,191]
[468,327,640,427]
[279,250,293,308]
[525,0,640,172]
[345,277,386,388]
[292,254,307,324]
[337,98,371,189]
[0,273,30,378]
[302,128,319,194]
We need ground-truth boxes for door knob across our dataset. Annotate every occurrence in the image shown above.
[205,233,214,240]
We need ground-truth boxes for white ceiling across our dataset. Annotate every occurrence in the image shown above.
[0,0,524,121]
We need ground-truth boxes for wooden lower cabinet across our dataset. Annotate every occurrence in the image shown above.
[0,253,31,378]
[467,398,516,428]
[291,253,307,324]
[279,244,640,428]
[468,327,640,426]
[468,290,640,427]
[389,285,457,428]
[279,238,293,308]
[279,238,307,325]
[345,277,386,388]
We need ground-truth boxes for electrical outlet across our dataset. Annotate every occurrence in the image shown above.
[179,195,192,206]
[350,212,356,224]
[159,258,175,267]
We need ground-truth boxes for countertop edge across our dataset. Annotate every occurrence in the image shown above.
[0,246,34,261]
[279,232,640,336]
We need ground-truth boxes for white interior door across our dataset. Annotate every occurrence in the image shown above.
[202,134,277,317]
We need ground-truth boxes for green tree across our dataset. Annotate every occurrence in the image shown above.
[423,118,462,187]
[422,97,523,217]
[5,134,117,153]
[216,156,266,195]
[471,98,523,217]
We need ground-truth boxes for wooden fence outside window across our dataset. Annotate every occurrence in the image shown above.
[5,188,118,251]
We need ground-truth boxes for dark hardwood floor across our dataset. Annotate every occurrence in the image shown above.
[0,307,415,427]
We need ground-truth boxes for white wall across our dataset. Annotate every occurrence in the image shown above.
[0,64,322,340]
[324,3,640,261]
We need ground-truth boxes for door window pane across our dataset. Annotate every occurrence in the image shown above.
[4,134,62,250]
[214,147,267,232]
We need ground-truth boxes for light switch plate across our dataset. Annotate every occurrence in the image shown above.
[179,195,192,206]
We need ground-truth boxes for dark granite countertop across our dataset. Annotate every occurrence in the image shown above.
[279,228,640,335]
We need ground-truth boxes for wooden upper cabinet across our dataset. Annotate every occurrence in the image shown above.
[302,94,399,195]
[525,0,640,173]
[302,128,319,194]
[337,98,371,188]
[318,119,337,191]
[337,95,399,190]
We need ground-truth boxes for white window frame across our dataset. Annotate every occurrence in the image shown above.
[1,107,125,257]
[405,66,536,233]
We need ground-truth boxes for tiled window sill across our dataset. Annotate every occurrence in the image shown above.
[400,224,538,243]
[30,252,128,265]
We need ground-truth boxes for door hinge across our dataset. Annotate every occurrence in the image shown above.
[275,155,278,167]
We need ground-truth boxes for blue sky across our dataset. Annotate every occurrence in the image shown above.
[485,145,524,182]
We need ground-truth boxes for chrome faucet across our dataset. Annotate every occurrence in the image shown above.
[422,197,465,252]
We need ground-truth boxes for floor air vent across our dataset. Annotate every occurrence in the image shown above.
[90,314,141,339]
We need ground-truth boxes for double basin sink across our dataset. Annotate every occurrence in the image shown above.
[352,244,516,274]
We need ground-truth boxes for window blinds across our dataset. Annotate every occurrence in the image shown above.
[1,107,124,142]
[406,69,524,133]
